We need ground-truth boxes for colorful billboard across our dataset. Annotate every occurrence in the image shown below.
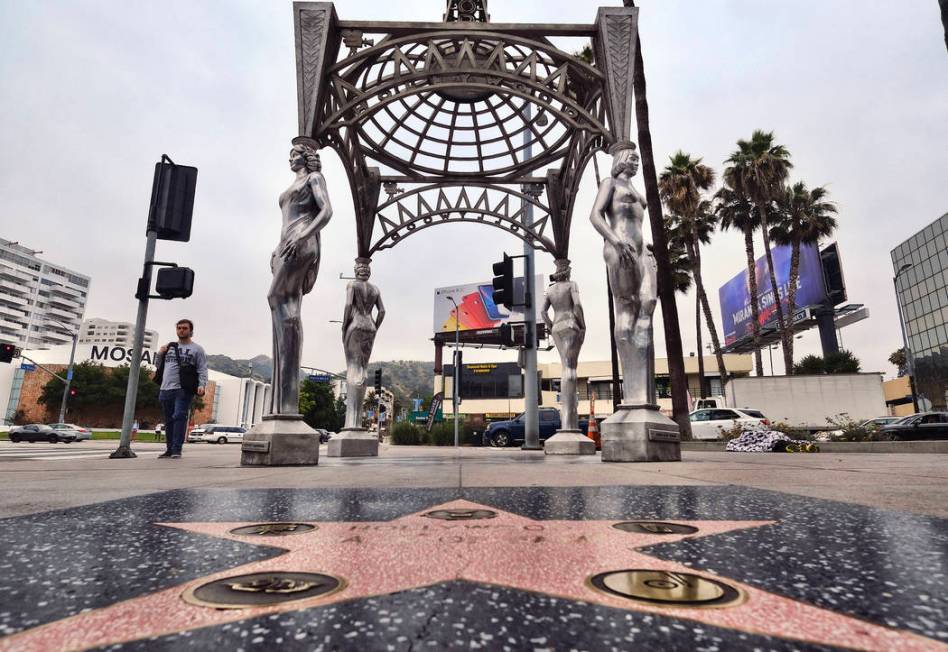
[433,276,542,334]
[719,243,828,346]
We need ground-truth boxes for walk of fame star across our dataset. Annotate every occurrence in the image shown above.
[1,500,941,651]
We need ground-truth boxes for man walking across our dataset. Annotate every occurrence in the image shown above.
[156,319,208,459]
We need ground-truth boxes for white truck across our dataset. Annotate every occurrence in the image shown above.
[695,373,888,432]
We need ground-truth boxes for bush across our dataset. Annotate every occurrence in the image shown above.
[824,415,892,442]
[391,422,424,445]
[428,421,456,446]
[715,420,810,441]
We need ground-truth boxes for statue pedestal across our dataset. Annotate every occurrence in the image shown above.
[601,404,681,462]
[240,414,320,466]
[326,427,378,457]
[544,429,595,455]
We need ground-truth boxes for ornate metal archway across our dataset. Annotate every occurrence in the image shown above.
[292,0,640,260]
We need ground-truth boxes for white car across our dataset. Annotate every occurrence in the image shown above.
[188,425,246,444]
[689,408,769,440]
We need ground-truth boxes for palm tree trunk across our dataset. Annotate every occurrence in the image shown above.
[630,13,692,437]
[691,234,729,387]
[757,202,790,371]
[696,291,705,398]
[784,237,802,371]
[743,227,764,375]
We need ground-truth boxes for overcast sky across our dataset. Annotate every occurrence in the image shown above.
[1,0,946,378]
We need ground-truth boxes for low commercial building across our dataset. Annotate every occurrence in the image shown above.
[0,340,270,428]
[439,354,753,419]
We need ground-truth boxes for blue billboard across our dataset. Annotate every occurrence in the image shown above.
[719,243,828,346]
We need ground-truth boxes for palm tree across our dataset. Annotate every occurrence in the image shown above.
[666,217,703,395]
[715,185,763,376]
[723,130,794,373]
[770,182,837,366]
[625,0,692,436]
[658,153,729,391]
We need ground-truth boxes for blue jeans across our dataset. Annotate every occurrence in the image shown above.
[159,388,194,455]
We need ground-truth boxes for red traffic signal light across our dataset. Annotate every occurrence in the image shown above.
[69,388,77,397]
[0,343,19,364]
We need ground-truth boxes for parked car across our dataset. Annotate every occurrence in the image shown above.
[313,429,334,444]
[9,424,72,443]
[188,425,247,444]
[879,412,948,440]
[819,416,901,441]
[49,423,92,441]
[688,408,769,441]
[483,408,594,448]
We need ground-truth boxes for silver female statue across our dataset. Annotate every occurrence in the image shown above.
[541,259,586,430]
[589,141,657,406]
[268,140,332,415]
[342,258,385,429]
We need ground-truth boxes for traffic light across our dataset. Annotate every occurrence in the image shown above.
[492,253,515,309]
[0,343,18,364]
[147,159,198,242]
[155,267,195,299]
[498,323,515,347]
[374,369,382,392]
[69,388,77,397]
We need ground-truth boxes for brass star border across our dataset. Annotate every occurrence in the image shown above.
[1,500,941,651]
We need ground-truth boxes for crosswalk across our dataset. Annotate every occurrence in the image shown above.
[0,445,161,461]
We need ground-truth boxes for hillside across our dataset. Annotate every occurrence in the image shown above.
[363,360,434,408]
[206,354,273,382]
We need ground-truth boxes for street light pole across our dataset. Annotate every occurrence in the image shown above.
[50,320,79,424]
[893,264,919,413]
[446,296,460,448]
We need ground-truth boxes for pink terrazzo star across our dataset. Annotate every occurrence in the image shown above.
[2,500,942,651]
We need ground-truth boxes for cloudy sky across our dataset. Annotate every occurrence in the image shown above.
[1,0,946,378]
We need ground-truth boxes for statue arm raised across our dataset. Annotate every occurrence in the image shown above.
[571,281,586,331]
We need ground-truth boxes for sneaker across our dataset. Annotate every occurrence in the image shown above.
[170,453,181,458]
[158,452,172,458]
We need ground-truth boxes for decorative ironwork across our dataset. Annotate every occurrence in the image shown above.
[293,2,638,259]
[372,183,555,254]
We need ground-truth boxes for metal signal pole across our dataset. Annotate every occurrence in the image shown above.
[521,103,540,450]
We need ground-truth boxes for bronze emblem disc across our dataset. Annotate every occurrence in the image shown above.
[588,569,744,608]
[183,571,344,609]
[612,521,699,535]
[228,522,316,536]
[423,508,498,521]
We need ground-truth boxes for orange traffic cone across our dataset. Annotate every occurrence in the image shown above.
[587,392,601,450]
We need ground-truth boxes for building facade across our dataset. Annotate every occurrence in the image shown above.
[440,354,754,419]
[0,340,270,428]
[0,238,90,349]
[80,318,158,350]
[891,212,948,410]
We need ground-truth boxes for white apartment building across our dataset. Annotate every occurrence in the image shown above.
[80,318,158,350]
[0,238,90,350]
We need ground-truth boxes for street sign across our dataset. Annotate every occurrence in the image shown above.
[308,374,332,382]
[66,368,74,381]
[20,363,36,371]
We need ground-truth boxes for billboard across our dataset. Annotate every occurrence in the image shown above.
[433,276,542,334]
[719,243,828,346]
